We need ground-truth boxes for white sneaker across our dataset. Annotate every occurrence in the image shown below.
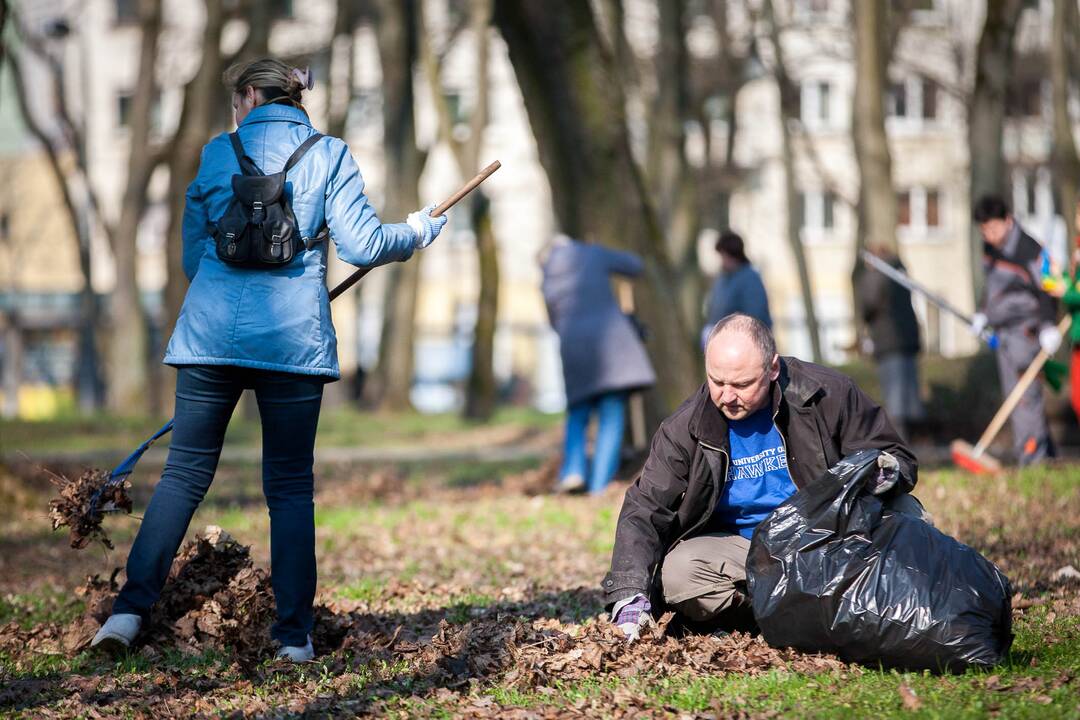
[555,474,585,494]
[275,636,315,663]
[90,613,142,654]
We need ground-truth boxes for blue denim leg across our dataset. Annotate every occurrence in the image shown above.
[113,366,242,618]
[588,392,627,494]
[253,371,324,647]
[560,399,593,482]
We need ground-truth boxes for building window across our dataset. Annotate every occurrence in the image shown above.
[897,187,942,238]
[116,91,163,135]
[887,77,938,122]
[1012,166,1055,219]
[270,0,294,19]
[1007,78,1045,118]
[115,0,139,24]
[798,190,836,241]
[346,89,382,132]
[443,92,467,126]
[800,81,832,129]
[922,79,937,119]
[793,0,831,18]
[888,82,907,118]
[714,192,731,231]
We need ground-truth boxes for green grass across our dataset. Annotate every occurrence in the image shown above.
[453,610,1080,718]
[336,577,386,604]
[2,453,1077,718]
[445,592,496,623]
[0,406,559,455]
[0,589,85,629]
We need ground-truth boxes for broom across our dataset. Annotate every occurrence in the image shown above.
[950,315,1071,474]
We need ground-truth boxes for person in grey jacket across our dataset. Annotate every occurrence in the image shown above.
[541,235,657,494]
[857,245,925,439]
[971,195,1060,465]
[702,231,772,345]
[91,58,448,661]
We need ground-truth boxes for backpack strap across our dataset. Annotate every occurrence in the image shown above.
[284,133,325,173]
[229,132,263,175]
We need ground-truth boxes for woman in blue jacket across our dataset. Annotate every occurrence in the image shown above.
[91,58,447,661]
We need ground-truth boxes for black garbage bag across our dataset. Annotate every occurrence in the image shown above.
[747,449,1013,672]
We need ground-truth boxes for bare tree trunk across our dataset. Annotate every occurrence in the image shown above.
[107,0,163,414]
[6,42,104,411]
[762,0,822,363]
[852,2,897,256]
[367,0,422,411]
[493,0,699,417]
[1051,0,1080,248]
[968,0,1024,302]
[157,0,228,412]
[850,1,898,344]
[461,0,500,420]
[465,192,499,419]
[648,0,701,333]
[593,0,637,93]
[326,0,358,140]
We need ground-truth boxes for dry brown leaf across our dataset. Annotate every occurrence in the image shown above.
[899,684,922,710]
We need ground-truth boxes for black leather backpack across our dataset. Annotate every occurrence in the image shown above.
[213,131,326,269]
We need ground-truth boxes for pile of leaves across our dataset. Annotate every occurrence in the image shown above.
[142,525,277,665]
[46,468,132,550]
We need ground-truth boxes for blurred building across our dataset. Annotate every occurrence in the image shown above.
[0,0,1073,416]
[689,0,1069,362]
[1,0,563,416]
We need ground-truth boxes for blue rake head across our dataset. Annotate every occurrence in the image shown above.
[87,418,175,517]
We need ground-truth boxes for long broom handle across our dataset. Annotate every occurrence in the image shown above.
[972,314,1071,456]
[104,161,502,481]
[328,160,502,301]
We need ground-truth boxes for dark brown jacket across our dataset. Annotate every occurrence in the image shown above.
[602,356,917,607]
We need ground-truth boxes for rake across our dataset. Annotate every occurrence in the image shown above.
[87,161,501,516]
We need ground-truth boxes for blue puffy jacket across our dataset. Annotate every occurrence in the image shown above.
[164,103,417,379]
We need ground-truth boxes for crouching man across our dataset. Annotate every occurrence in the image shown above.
[603,314,930,640]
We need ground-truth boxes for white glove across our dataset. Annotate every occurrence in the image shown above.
[406,203,448,250]
[612,594,652,643]
[870,451,900,496]
[1039,324,1063,354]
[970,313,988,336]
[617,613,652,643]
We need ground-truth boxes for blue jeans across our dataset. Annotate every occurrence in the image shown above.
[560,391,627,494]
[112,365,324,646]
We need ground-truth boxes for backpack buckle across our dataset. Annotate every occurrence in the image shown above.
[225,232,237,257]
[270,234,282,259]
[252,200,265,224]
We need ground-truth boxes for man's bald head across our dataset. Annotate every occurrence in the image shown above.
[704,314,780,420]
[704,314,776,369]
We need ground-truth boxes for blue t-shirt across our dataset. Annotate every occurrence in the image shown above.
[714,407,797,539]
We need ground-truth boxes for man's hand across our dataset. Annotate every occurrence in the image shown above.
[612,595,652,643]
[1039,324,1063,355]
[970,312,989,337]
[869,451,900,497]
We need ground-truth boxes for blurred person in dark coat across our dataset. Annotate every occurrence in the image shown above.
[541,235,657,494]
[702,231,772,346]
[857,245,926,439]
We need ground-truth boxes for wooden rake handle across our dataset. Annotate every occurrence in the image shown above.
[972,314,1071,456]
[328,160,502,302]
